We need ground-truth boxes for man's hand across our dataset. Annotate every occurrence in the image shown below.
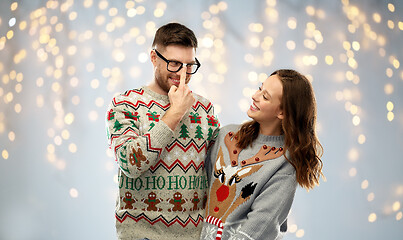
[162,68,195,130]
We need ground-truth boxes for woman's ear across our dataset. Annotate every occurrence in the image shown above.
[277,109,284,120]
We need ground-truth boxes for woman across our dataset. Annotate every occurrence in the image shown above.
[200,69,324,240]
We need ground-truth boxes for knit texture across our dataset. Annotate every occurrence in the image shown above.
[200,124,297,240]
[106,86,220,240]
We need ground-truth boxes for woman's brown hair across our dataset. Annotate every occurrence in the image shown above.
[235,69,324,190]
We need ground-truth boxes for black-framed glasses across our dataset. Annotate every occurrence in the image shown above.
[154,49,201,74]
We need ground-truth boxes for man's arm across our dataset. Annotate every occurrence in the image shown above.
[106,94,174,179]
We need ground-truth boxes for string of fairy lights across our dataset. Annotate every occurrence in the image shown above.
[0,0,402,238]
[339,1,402,224]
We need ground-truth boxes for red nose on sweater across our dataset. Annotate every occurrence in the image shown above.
[216,185,229,202]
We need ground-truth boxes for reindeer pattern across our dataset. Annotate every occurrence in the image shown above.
[203,127,287,240]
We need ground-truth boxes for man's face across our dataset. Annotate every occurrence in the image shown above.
[151,45,196,94]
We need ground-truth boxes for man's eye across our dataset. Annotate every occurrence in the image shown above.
[169,61,182,67]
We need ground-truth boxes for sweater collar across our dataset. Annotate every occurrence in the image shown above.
[255,134,284,146]
[142,85,169,102]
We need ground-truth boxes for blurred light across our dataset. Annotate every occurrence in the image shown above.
[397,212,403,221]
[14,103,22,113]
[8,131,15,142]
[69,12,77,21]
[154,8,164,18]
[89,111,98,121]
[387,112,394,121]
[249,23,264,33]
[296,229,305,238]
[69,188,79,198]
[248,71,258,82]
[47,144,55,154]
[368,192,375,202]
[306,6,315,16]
[84,0,93,8]
[99,0,108,10]
[7,30,14,40]
[388,3,395,12]
[387,20,395,29]
[286,40,296,50]
[325,55,334,65]
[95,97,105,107]
[386,101,394,111]
[386,68,393,78]
[54,136,62,146]
[9,17,16,27]
[392,59,400,69]
[61,130,70,140]
[288,17,297,29]
[368,213,377,222]
[288,224,297,233]
[11,2,18,11]
[249,37,260,48]
[218,1,228,11]
[361,180,369,189]
[384,84,394,95]
[64,113,75,125]
[392,201,401,212]
[352,115,360,126]
[36,95,44,107]
[138,52,148,63]
[136,6,145,15]
[265,7,278,22]
[352,41,360,51]
[348,148,359,162]
[373,13,381,23]
[358,134,366,144]
[349,167,357,177]
[69,143,77,153]
[2,150,9,160]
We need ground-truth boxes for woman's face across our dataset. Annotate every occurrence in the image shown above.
[247,74,284,132]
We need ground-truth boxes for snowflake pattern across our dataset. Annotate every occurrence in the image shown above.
[201,224,218,240]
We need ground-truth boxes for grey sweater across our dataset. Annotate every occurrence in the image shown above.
[200,124,297,240]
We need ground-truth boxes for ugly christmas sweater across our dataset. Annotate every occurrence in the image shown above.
[200,125,297,240]
[106,86,220,240]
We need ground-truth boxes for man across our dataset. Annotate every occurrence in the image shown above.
[106,22,220,240]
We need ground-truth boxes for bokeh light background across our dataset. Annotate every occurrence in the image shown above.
[1,0,402,239]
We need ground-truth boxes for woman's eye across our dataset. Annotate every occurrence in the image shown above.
[263,95,268,100]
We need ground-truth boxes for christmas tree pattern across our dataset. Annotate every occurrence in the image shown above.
[113,120,124,131]
[194,125,204,140]
[207,127,214,141]
[179,124,190,140]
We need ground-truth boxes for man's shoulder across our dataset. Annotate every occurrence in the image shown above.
[192,92,215,112]
[112,87,145,101]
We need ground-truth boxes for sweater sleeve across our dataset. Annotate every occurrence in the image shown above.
[229,171,297,240]
[106,94,174,179]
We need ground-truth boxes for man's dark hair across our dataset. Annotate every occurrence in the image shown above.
[152,22,198,50]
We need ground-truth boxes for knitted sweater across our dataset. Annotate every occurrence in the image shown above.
[106,86,220,240]
[200,125,297,240]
